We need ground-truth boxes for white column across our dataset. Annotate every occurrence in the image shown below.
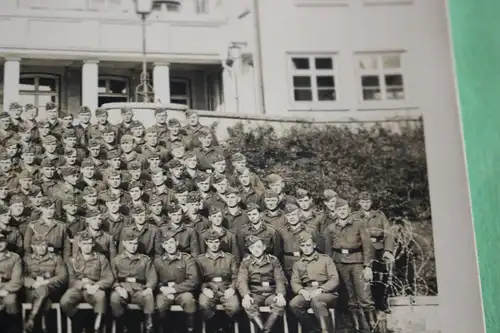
[81,60,99,112]
[222,65,238,113]
[2,58,21,111]
[153,62,170,105]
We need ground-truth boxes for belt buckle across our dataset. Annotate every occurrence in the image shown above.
[262,281,270,287]
[293,251,300,257]
[47,246,54,252]
[168,282,176,287]
[125,277,136,283]
[370,237,377,243]
[341,249,349,254]
[81,278,90,284]
[311,281,319,287]
[36,276,44,282]
[213,277,222,282]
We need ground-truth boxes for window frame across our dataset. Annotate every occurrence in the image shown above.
[355,51,409,108]
[287,53,340,109]
[19,73,61,111]
[98,75,130,99]
[170,77,192,108]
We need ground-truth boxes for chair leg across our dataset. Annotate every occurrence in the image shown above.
[67,316,72,333]
[283,312,289,333]
[234,321,240,333]
[57,307,62,333]
[329,309,336,333]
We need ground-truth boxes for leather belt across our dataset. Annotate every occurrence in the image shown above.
[332,247,362,254]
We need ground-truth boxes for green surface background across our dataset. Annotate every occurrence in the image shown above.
[448,1,498,332]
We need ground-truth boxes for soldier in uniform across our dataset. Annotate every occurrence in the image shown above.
[183,110,218,149]
[23,234,68,333]
[199,206,240,263]
[77,158,106,193]
[123,161,152,191]
[45,102,64,139]
[0,112,15,147]
[101,192,130,245]
[163,118,191,152]
[0,206,23,254]
[146,194,167,227]
[183,151,200,182]
[194,172,213,217]
[81,187,107,215]
[154,230,199,333]
[209,173,229,210]
[196,230,240,333]
[236,168,263,210]
[262,190,286,231]
[88,108,117,140]
[128,181,148,211]
[155,202,200,256]
[119,205,157,257]
[319,190,338,240]
[24,198,71,260]
[9,195,30,236]
[295,188,324,230]
[110,232,157,333]
[323,198,375,332]
[183,192,210,232]
[62,129,86,162]
[18,148,40,182]
[130,121,146,151]
[237,235,287,333]
[140,128,168,162]
[37,159,59,199]
[223,186,249,232]
[192,129,224,171]
[72,210,116,259]
[117,107,135,139]
[146,167,174,206]
[60,232,114,333]
[289,233,339,333]
[120,135,145,167]
[23,104,39,142]
[353,191,394,316]
[100,126,120,157]
[87,139,107,170]
[53,166,82,217]
[0,151,19,190]
[264,174,295,210]
[8,102,24,131]
[231,153,265,192]
[75,106,92,148]
[152,108,169,143]
[165,159,192,191]
[236,203,281,260]
[60,196,86,241]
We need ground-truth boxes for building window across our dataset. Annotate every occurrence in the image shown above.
[98,76,130,107]
[289,55,336,103]
[19,74,60,113]
[170,78,192,108]
[357,53,406,101]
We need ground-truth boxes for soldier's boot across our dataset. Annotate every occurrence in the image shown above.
[357,310,371,333]
[186,313,196,333]
[144,314,154,333]
[319,316,334,333]
[378,311,388,333]
[93,313,103,333]
[24,297,46,333]
[251,315,265,333]
[262,313,280,333]
[365,310,378,332]
[350,310,361,333]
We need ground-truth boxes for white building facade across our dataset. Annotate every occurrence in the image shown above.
[0,0,455,122]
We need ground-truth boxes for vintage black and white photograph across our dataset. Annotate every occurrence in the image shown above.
[0,0,459,333]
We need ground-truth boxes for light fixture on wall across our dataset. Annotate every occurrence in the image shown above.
[133,0,154,102]
[225,42,253,67]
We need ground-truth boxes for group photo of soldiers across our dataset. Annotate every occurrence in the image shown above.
[0,100,432,333]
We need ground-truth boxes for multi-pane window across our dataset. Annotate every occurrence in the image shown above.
[98,76,129,107]
[170,78,192,107]
[19,74,60,113]
[357,53,405,101]
[289,55,336,103]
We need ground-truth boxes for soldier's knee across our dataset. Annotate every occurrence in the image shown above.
[178,293,196,313]
[198,294,211,309]
[289,295,307,311]
[4,294,19,314]
[110,291,122,305]
[225,296,241,316]
[93,290,106,302]
[34,286,49,298]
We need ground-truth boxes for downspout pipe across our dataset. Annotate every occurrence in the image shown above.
[251,0,266,115]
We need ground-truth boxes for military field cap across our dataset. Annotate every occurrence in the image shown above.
[161,230,177,242]
[63,129,77,138]
[107,150,120,160]
[25,104,38,112]
[204,229,222,241]
[0,151,10,161]
[167,118,180,127]
[231,152,246,162]
[167,159,183,169]
[225,186,239,195]
[108,170,121,178]
[65,148,77,157]
[323,189,337,200]
[131,120,144,129]
[18,124,33,133]
[295,188,310,199]
[211,173,225,185]
[18,170,33,180]
[208,206,222,216]
[5,138,18,147]
[0,179,7,188]
[265,174,283,184]
[128,181,143,191]
[10,195,24,204]
[147,152,161,160]
[95,108,107,116]
[122,230,139,242]
[0,113,11,121]
[183,151,196,160]
[60,166,79,177]
[148,194,162,205]
[209,154,225,165]
[0,233,6,242]
[145,127,159,135]
[285,203,300,214]
[166,202,183,214]
[31,234,47,245]
[88,139,101,148]
[38,120,50,128]
[81,158,95,168]
[22,146,37,155]
[246,202,261,212]
[154,107,167,115]
[9,102,22,110]
[186,192,199,204]
[131,205,146,215]
[150,167,164,176]
[121,135,135,144]
[198,128,212,137]
[195,172,209,183]
[43,135,57,144]
[236,167,250,176]
[83,187,97,196]
[62,196,81,206]
[45,101,57,111]
[121,107,133,114]
[264,190,279,199]
[60,111,73,119]
[41,159,56,168]
[40,197,55,208]
[103,192,120,203]
[85,209,101,219]
[29,186,42,197]
[169,141,185,151]
[245,235,262,248]
[335,198,349,209]
[358,191,372,201]
[298,232,314,244]
[0,206,9,215]
[78,231,95,243]
[102,125,115,134]
[79,106,91,114]
[172,182,189,194]
[127,161,142,170]
[185,109,197,116]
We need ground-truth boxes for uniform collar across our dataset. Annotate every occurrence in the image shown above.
[163,251,182,261]
[206,251,224,260]
[250,254,271,266]
[301,252,319,262]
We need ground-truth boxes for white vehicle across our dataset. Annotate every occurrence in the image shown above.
[98,102,188,126]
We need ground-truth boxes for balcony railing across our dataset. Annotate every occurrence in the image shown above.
[7,0,222,15]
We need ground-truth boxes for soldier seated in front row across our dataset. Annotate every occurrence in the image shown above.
[196,230,241,333]
[110,232,157,333]
[237,235,287,333]
[289,233,339,333]
[61,233,114,333]
[23,235,68,333]
[154,230,199,333]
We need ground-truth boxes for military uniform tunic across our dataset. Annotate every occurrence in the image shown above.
[155,223,200,257]
[24,220,71,260]
[0,251,22,314]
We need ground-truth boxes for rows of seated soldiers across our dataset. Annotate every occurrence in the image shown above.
[0,101,395,333]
